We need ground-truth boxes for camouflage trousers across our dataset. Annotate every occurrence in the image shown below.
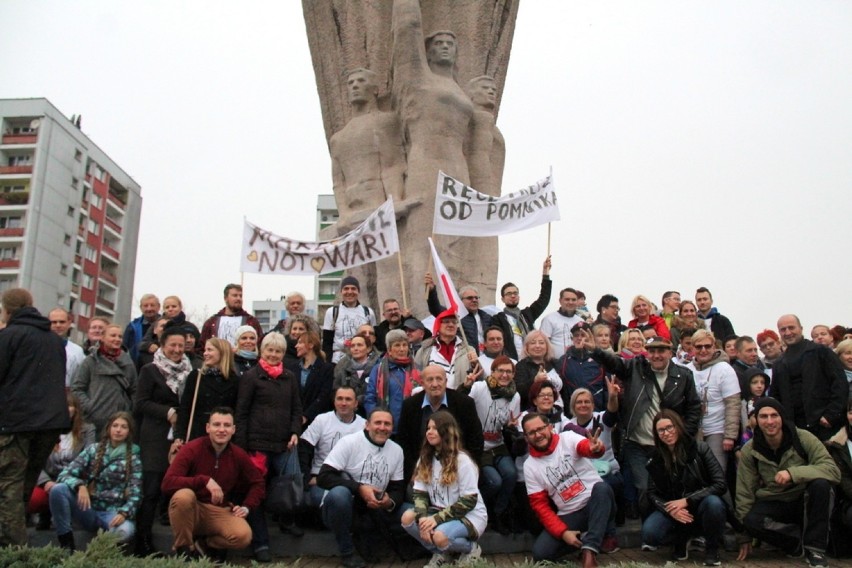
[0,430,61,546]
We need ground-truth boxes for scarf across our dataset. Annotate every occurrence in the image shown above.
[486,374,517,400]
[845,369,852,385]
[98,343,122,362]
[698,307,719,319]
[259,358,284,379]
[153,349,192,396]
[237,349,257,360]
[503,306,530,336]
[375,355,420,407]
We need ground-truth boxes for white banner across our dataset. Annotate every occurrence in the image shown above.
[241,198,399,275]
[432,171,560,237]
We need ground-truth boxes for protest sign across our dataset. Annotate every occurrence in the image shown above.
[241,199,399,275]
[432,171,560,237]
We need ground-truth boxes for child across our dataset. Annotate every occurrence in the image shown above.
[738,369,768,449]
[675,329,696,365]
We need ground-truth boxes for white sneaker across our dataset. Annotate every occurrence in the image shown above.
[457,543,482,566]
[425,552,452,568]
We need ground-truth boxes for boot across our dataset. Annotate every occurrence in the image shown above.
[36,511,52,531]
[134,534,155,557]
[57,531,76,552]
[581,548,598,568]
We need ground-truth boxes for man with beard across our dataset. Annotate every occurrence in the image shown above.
[540,287,585,356]
[374,299,410,353]
[200,284,263,347]
[522,412,612,567]
[491,256,552,360]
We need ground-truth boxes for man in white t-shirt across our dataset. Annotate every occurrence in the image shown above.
[522,412,613,567]
[540,287,585,356]
[300,386,367,510]
[48,307,85,386]
[322,276,377,363]
[478,326,515,376]
[316,409,404,568]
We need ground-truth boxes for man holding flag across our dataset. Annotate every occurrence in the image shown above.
[492,256,553,360]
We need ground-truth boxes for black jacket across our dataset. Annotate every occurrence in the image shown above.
[135,363,182,473]
[0,307,69,434]
[396,389,484,481]
[591,348,702,439]
[426,288,493,354]
[772,339,849,436]
[235,364,303,453]
[176,368,239,442]
[285,358,334,428]
[491,275,552,360]
[645,439,727,515]
[515,357,558,410]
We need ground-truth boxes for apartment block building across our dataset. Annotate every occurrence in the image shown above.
[0,98,142,341]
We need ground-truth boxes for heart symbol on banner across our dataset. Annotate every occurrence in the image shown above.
[246,251,258,262]
[310,257,325,273]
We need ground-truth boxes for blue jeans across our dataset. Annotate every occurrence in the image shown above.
[532,481,615,562]
[401,505,474,554]
[321,485,403,556]
[622,440,655,493]
[480,454,517,515]
[49,483,135,542]
[601,471,623,537]
[247,449,300,552]
[641,494,726,552]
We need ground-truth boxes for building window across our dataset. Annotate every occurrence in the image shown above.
[7,155,32,166]
[0,217,22,229]
[11,126,35,135]
[0,248,18,260]
[91,193,103,208]
[84,248,97,262]
[1,185,26,194]
[74,149,83,162]
[87,219,99,236]
[64,233,72,246]
[71,177,79,189]
[0,279,15,292]
[79,301,91,317]
[82,274,94,288]
[60,263,68,276]
[67,206,74,217]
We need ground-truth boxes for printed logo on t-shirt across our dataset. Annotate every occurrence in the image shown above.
[483,400,512,442]
[545,455,586,504]
[430,475,451,505]
[360,454,390,488]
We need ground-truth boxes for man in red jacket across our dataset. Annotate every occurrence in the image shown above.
[162,407,265,561]
[522,412,613,568]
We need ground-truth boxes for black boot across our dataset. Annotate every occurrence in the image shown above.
[134,534,155,557]
[57,531,76,552]
[36,511,52,531]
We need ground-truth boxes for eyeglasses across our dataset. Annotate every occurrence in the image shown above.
[656,425,676,435]
[463,296,480,301]
[536,392,554,399]
[503,291,519,297]
[524,424,550,438]
[694,344,714,351]
[607,305,620,311]
[493,369,514,375]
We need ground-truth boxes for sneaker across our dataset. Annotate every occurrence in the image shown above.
[279,522,305,537]
[425,551,452,568]
[641,543,658,551]
[601,535,620,554]
[703,550,721,566]
[457,543,482,566]
[690,536,706,550]
[255,548,272,563]
[806,549,829,567]
[341,553,367,568]
[787,543,805,559]
[672,539,690,561]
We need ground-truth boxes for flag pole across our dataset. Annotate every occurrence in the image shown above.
[547,223,552,257]
[397,243,408,311]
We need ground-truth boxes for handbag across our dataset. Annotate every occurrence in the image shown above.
[266,450,304,515]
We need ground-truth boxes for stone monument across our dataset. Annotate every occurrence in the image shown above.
[303,0,519,315]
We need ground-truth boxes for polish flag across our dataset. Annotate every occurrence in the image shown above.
[428,238,468,324]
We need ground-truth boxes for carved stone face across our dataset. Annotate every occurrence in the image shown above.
[347,71,377,104]
[427,33,457,66]
[469,79,497,108]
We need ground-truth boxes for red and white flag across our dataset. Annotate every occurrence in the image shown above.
[428,238,468,321]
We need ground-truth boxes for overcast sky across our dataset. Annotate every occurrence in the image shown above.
[2,1,850,338]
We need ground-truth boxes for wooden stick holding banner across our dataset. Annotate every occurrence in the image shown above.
[547,223,552,257]
[397,242,408,310]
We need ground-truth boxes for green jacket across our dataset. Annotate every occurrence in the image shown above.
[735,427,840,522]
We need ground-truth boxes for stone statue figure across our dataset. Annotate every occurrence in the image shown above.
[465,76,505,198]
[391,0,498,308]
[329,68,408,309]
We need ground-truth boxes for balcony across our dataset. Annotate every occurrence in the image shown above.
[104,217,122,234]
[0,192,29,206]
[2,134,37,145]
[96,297,115,311]
[100,271,117,285]
[102,244,120,260]
[107,192,126,210]
[0,259,20,269]
[74,254,82,266]
[0,165,33,175]
[0,228,24,237]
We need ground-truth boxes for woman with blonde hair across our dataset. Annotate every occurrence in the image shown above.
[670,300,705,352]
[627,294,670,339]
[401,411,487,566]
[175,337,238,442]
[618,328,648,360]
[514,330,563,409]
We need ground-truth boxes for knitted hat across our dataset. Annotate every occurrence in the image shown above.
[340,276,360,291]
[233,325,257,347]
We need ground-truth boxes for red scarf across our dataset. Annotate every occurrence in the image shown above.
[259,359,284,379]
[375,355,420,406]
[98,344,122,362]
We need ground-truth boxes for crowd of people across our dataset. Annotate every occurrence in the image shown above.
[1,269,851,568]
